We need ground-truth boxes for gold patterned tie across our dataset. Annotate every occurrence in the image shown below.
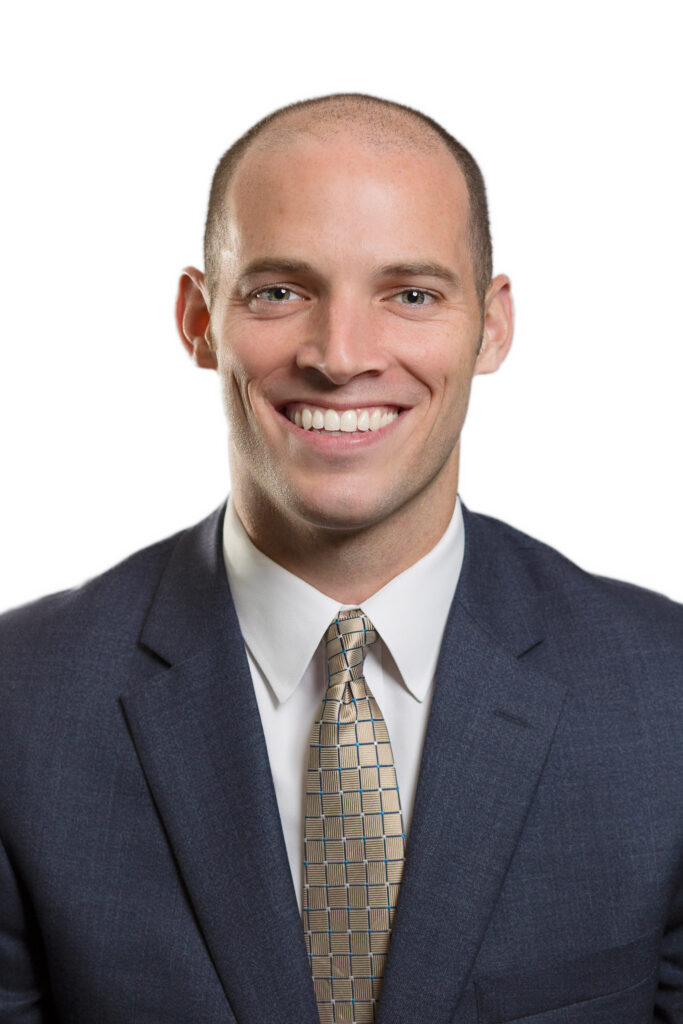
[303,609,406,1024]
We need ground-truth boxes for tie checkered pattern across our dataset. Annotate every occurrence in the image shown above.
[303,609,406,1024]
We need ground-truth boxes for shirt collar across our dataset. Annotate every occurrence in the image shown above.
[223,497,465,705]
[361,501,464,701]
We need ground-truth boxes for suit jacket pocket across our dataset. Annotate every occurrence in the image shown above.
[474,930,660,1024]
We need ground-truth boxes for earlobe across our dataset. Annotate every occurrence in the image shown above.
[475,274,514,376]
[175,267,218,370]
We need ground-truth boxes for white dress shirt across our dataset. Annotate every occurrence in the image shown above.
[222,496,465,910]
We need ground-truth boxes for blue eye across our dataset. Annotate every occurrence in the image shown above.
[256,287,297,302]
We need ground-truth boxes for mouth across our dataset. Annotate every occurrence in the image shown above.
[283,403,400,434]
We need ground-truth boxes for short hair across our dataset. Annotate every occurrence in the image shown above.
[203,93,493,305]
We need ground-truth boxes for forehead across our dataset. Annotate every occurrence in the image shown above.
[223,128,471,266]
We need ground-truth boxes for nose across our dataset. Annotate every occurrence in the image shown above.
[295,295,390,385]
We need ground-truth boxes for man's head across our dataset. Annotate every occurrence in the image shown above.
[177,94,513,555]
[203,94,493,309]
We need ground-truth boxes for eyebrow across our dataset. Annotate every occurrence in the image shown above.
[235,257,460,287]
[376,262,460,286]
[237,258,316,282]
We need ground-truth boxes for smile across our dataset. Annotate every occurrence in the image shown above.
[284,404,400,433]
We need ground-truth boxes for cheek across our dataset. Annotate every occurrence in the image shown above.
[216,332,269,403]
[217,330,254,378]
[212,333,256,432]
[216,331,297,436]
[405,340,478,402]
[217,320,294,384]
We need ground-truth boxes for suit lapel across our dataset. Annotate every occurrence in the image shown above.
[120,507,318,1024]
[376,507,568,1024]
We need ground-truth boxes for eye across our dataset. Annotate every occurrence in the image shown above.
[394,289,435,306]
[253,286,300,303]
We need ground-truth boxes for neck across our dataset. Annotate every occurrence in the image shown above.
[232,457,459,604]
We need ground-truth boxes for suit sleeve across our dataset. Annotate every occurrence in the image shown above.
[0,834,55,1022]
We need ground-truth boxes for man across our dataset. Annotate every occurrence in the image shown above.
[1,94,681,1023]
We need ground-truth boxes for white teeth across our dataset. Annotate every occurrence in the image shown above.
[287,406,399,432]
[340,410,357,432]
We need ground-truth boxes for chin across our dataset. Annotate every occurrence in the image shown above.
[284,482,404,534]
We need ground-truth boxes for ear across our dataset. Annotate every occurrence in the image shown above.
[474,274,514,375]
[175,267,217,370]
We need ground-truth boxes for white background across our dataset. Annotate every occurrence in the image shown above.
[1,0,681,610]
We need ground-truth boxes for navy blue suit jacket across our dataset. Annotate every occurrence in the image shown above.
[1,504,682,1022]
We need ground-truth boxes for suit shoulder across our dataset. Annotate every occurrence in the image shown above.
[465,508,683,646]
[0,525,188,668]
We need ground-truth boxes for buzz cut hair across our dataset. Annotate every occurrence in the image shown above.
[203,93,493,306]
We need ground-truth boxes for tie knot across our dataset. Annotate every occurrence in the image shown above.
[325,608,377,686]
